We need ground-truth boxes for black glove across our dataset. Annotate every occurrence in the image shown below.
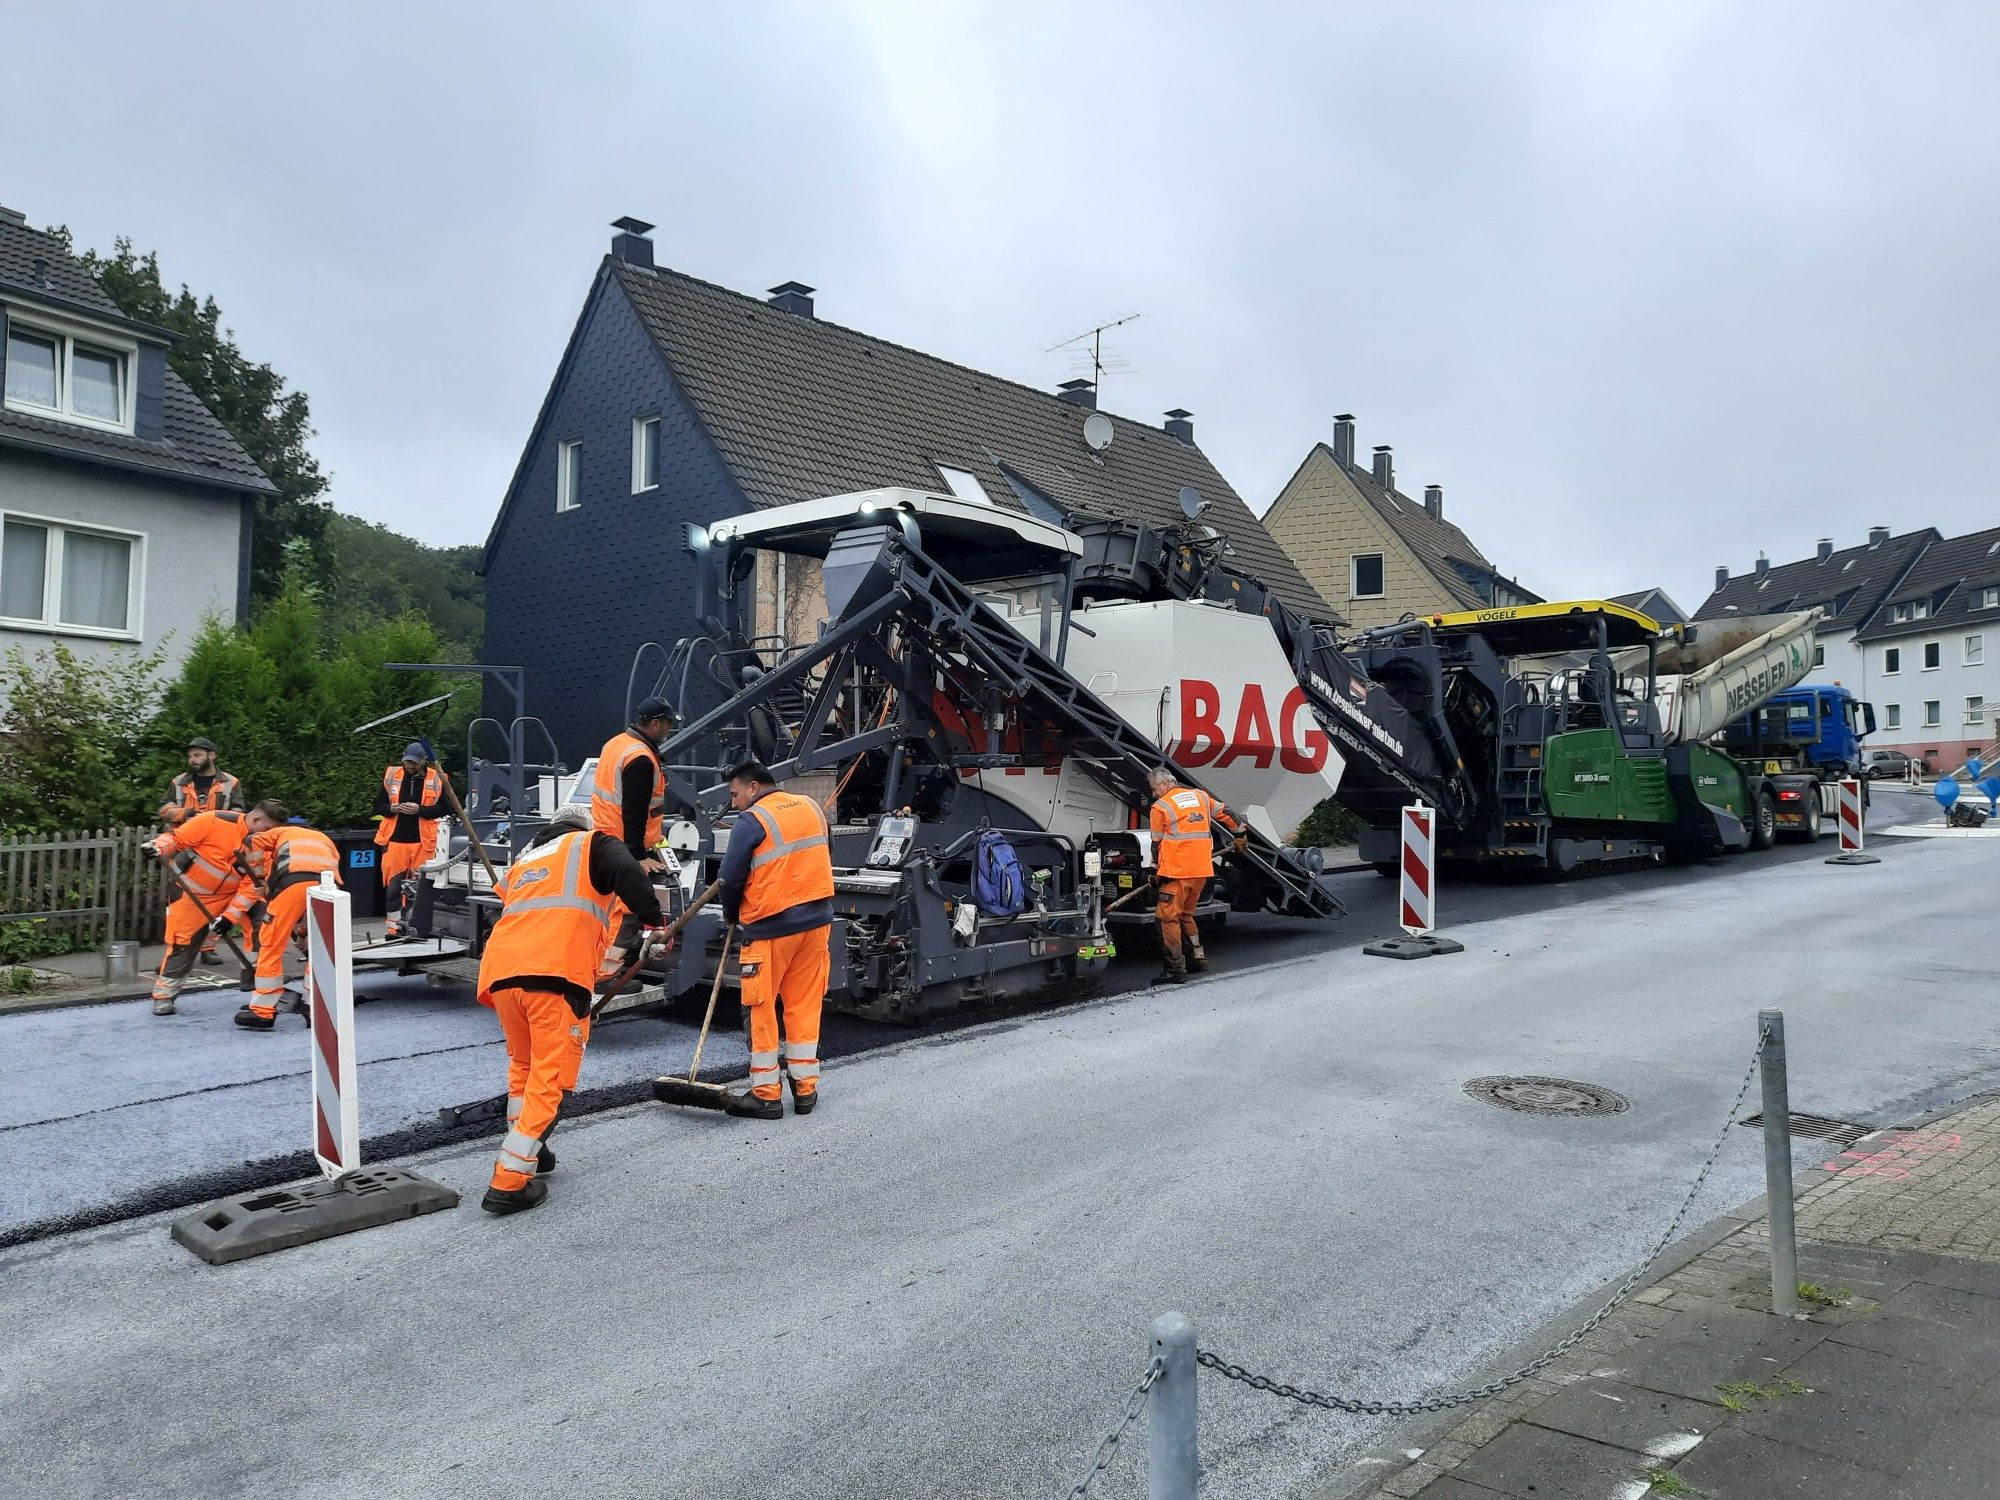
[141,843,161,862]
[208,916,234,937]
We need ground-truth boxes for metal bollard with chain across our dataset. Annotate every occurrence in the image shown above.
[1197,1027,1772,1418]
[1061,1356,1163,1498]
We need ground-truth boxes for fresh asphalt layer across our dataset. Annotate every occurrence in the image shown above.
[3,799,1994,1500]
[0,797,1929,1244]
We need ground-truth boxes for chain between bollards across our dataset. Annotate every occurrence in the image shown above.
[1760,1007,1800,1316]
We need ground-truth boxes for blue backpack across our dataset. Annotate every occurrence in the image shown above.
[972,829,1026,917]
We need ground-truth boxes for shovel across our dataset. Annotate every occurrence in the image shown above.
[160,863,256,992]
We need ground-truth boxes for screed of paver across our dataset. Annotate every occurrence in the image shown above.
[2,835,1997,1500]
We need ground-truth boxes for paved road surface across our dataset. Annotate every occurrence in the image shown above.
[2,807,1993,1500]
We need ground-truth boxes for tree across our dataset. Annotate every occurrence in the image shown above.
[325,512,485,660]
[0,643,165,834]
[61,233,331,604]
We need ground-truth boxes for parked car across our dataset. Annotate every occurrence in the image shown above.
[1863,748,1915,780]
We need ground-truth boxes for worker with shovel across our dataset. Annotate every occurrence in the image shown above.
[716,760,834,1120]
[143,802,251,1016]
[373,741,450,940]
[475,804,664,1216]
[225,801,342,1031]
[1146,767,1242,985]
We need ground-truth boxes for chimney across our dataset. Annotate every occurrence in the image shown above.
[1816,538,1833,562]
[1423,484,1443,521]
[1163,408,1194,444]
[1868,526,1890,547]
[1754,552,1770,577]
[30,256,48,287]
[1332,413,1356,468]
[0,206,25,227]
[1715,565,1730,592]
[609,215,655,270]
[1371,445,1394,493]
[768,280,815,318]
[1058,378,1097,409]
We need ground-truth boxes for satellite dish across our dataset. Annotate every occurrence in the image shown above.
[1178,486,1211,520]
[1082,412,1114,452]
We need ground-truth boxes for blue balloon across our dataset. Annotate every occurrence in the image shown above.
[1936,777,1961,809]
[1984,776,2000,798]
[1971,756,1985,780]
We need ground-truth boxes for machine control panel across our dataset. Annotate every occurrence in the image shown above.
[867,815,917,867]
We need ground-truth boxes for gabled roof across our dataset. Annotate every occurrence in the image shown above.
[603,258,1329,618]
[0,213,274,495]
[1611,587,1688,625]
[1693,530,1934,634]
[1856,524,2000,643]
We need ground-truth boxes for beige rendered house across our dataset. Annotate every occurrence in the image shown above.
[1264,414,1538,630]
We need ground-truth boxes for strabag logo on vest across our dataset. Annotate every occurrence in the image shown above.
[513,867,551,887]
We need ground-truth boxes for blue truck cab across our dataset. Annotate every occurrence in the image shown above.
[1721,684,1876,776]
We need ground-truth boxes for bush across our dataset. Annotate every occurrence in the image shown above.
[0,920,86,965]
[1291,796,1365,848]
[0,643,165,835]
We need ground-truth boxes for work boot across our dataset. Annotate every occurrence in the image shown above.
[724,1091,785,1120]
[537,1143,557,1174]
[152,997,177,1016]
[233,1005,275,1030]
[1183,938,1209,974]
[789,1084,819,1116]
[480,1177,549,1216]
[198,950,224,967]
[1151,947,1187,986]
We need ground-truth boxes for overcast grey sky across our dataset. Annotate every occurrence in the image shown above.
[7,2,1998,611]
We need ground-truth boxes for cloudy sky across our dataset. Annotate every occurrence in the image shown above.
[7,2,1998,611]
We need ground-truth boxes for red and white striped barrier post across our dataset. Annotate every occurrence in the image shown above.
[306,870,360,1177]
[1826,777,1880,866]
[1366,802,1463,959]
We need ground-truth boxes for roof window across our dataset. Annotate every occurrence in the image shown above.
[3,317,134,434]
[935,465,992,505]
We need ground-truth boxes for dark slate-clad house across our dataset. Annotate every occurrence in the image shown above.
[0,207,274,688]
[483,217,1329,763]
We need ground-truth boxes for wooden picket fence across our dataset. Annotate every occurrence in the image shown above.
[0,825,178,948]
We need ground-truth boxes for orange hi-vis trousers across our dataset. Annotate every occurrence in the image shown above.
[1154,876,1204,953]
[489,984,591,1192]
[152,882,248,1004]
[246,882,313,1020]
[379,841,427,934]
[741,926,830,1101]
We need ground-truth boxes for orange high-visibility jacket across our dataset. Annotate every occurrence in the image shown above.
[1150,784,1238,879]
[171,770,241,812]
[476,830,619,1006]
[151,810,247,902]
[372,764,448,855]
[249,826,341,891]
[739,790,834,927]
[591,730,665,852]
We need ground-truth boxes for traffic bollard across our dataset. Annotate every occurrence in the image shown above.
[1150,1312,1197,1500]
[1759,1009,1800,1317]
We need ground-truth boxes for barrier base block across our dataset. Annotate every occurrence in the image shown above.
[1824,851,1882,865]
[1363,933,1465,960]
[171,1166,458,1265]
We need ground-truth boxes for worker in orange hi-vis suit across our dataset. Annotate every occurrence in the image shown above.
[223,800,341,1032]
[474,805,663,1216]
[715,760,835,1121]
[143,803,250,1016]
[373,742,450,940]
[1146,766,1241,986]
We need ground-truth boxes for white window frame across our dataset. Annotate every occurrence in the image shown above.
[2,309,138,435]
[1981,586,2000,610]
[1966,695,1986,726]
[1923,699,1942,728]
[1350,551,1386,600]
[1812,644,1825,668]
[0,507,145,641]
[1883,646,1901,676]
[1885,704,1902,729]
[555,439,582,513]
[935,465,993,505]
[631,415,660,494]
[1966,634,1985,666]
[1923,640,1941,671]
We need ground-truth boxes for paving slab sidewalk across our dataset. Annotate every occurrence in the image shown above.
[1333,1092,2000,1500]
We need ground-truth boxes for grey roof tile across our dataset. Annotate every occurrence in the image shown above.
[1855,524,2000,642]
[1694,530,1935,634]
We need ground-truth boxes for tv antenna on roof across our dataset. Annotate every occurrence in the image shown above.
[1046,311,1142,396]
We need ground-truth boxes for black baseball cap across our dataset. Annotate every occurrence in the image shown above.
[634,697,677,723]
[186,736,218,753]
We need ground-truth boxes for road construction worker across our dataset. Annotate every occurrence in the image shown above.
[590,698,678,873]
[1147,767,1242,985]
[169,736,243,814]
[143,803,249,1016]
[716,759,834,1120]
[373,742,449,939]
[224,801,340,1031]
[475,804,664,1216]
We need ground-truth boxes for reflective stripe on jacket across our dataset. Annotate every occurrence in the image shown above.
[477,831,620,1006]
[1150,785,1232,879]
[372,764,447,854]
[739,791,835,927]
[152,810,247,901]
[590,730,665,852]
[172,771,240,812]
[250,826,341,891]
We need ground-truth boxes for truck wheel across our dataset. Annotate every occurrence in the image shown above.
[1750,792,1777,851]
[1804,799,1822,839]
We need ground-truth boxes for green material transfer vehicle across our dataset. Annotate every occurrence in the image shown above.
[1347,600,1839,875]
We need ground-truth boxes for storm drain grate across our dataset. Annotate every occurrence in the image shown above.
[1739,1111,1878,1149]
[1463,1076,1631,1117]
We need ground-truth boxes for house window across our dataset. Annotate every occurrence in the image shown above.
[1812,644,1825,668]
[1924,641,1941,670]
[2,319,134,432]
[1967,696,1986,725]
[631,416,660,493]
[1883,647,1900,675]
[0,515,139,635]
[1966,634,1984,666]
[1885,704,1902,729]
[1924,699,1941,728]
[556,440,582,512]
[1981,586,2000,609]
[936,465,993,505]
[1350,552,1385,599]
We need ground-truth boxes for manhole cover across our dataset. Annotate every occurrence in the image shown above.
[1464,1076,1630,1117]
